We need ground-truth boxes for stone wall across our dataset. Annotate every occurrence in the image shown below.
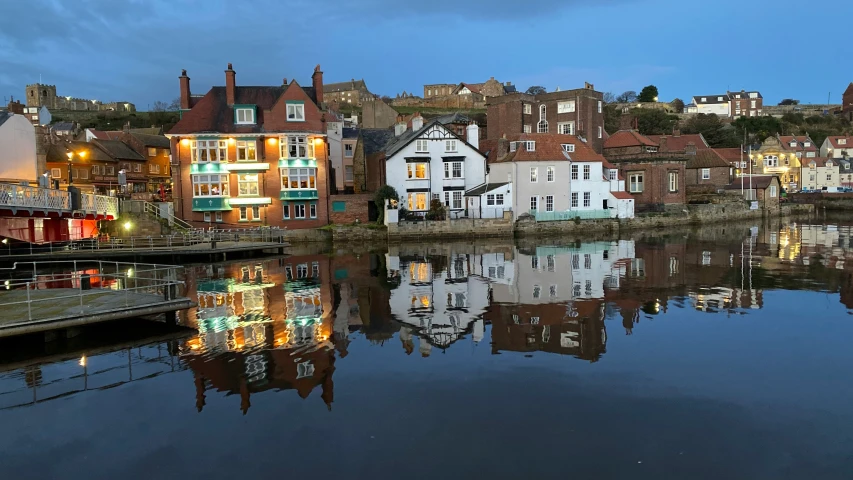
[330,194,373,224]
[388,217,514,240]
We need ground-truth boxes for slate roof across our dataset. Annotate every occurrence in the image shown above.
[324,80,367,93]
[0,112,12,128]
[646,133,710,151]
[129,127,164,135]
[726,176,778,190]
[342,127,359,139]
[131,132,171,148]
[686,150,730,169]
[94,139,146,161]
[435,112,471,125]
[693,95,729,104]
[168,84,318,135]
[53,122,75,132]
[383,121,435,157]
[465,182,509,196]
[504,84,518,94]
[49,141,114,163]
[603,130,658,148]
[360,129,395,156]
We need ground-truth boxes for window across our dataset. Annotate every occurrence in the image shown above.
[571,165,578,180]
[407,192,428,211]
[701,97,707,102]
[91,165,100,175]
[445,140,457,152]
[523,125,532,133]
[538,104,548,133]
[203,212,211,222]
[545,195,554,212]
[294,204,306,219]
[344,144,353,157]
[486,194,495,206]
[609,170,617,180]
[149,164,160,174]
[239,206,248,221]
[486,194,505,206]
[236,140,257,161]
[702,168,711,180]
[281,135,314,159]
[558,122,575,135]
[598,101,602,113]
[769,185,777,198]
[191,140,227,162]
[629,172,644,192]
[530,196,539,211]
[147,147,157,157]
[280,168,317,190]
[50,168,61,178]
[598,126,602,139]
[840,139,848,145]
[717,96,724,101]
[283,204,290,219]
[546,255,555,272]
[750,100,756,109]
[584,254,591,269]
[562,143,575,153]
[215,211,223,222]
[546,166,555,182]
[236,107,255,124]
[583,192,591,207]
[827,174,833,182]
[251,206,260,220]
[407,163,429,179]
[444,191,462,209]
[238,173,259,196]
[444,162,463,179]
[583,165,590,180]
[310,203,317,218]
[532,256,539,270]
[192,174,229,196]
[533,285,541,299]
[806,152,816,158]
[523,104,532,115]
[133,163,141,173]
[790,141,798,147]
[286,103,305,121]
[525,141,535,151]
[571,192,578,208]
[76,169,89,180]
[344,166,353,182]
[415,139,428,152]
[557,101,575,113]
[668,172,678,192]
[530,167,538,183]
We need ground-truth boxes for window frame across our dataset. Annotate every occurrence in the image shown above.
[407,192,428,211]
[344,143,354,157]
[294,204,307,219]
[546,166,555,182]
[286,103,305,122]
[415,139,429,152]
[237,173,260,196]
[583,165,590,180]
[530,196,539,211]
[191,139,228,163]
[280,167,317,190]
[407,162,429,180]
[571,192,578,208]
[236,140,257,162]
[530,167,538,183]
[668,171,678,192]
[583,192,591,207]
[445,140,457,153]
[545,195,554,212]
[629,172,644,193]
[701,168,711,180]
[557,122,575,135]
[557,101,576,113]
[191,174,229,197]
[235,107,255,124]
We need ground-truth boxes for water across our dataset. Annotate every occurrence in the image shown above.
[1,217,853,479]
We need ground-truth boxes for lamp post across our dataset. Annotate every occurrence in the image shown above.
[66,151,74,185]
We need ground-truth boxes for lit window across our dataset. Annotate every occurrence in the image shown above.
[238,173,259,196]
[147,147,157,157]
[287,103,305,121]
[236,140,257,161]
[407,163,429,179]
[192,174,229,196]
[191,140,228,162]
[407,192,428,211]
[235,107,255,124]
[530,167,538,183]
[280,135,314,159]
[280,168,317,190]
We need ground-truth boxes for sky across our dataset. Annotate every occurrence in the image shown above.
[1,0,850,110]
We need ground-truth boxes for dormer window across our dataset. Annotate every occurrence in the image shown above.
[510,142,517,153]
[701,97,707,102]
[287,102,305,121]
[235,107,255,124]
[827,161,833,167]
[525,141,536,151]
[790,141,797,147]
[804,141,811,147]
[645,146,658,153]
[562,144,575,153]
[839,138,847,145]
[717,96,724,101]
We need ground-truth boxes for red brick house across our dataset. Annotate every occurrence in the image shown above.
[685,149,732,191]
[842,82,853,122]
[168,63,333,229]
[486,82,606,153]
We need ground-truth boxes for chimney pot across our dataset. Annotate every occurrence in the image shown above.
[283,77,288,85]
[227,63,233,70]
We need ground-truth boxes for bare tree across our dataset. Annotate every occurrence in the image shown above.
[603,92,616,104]
[168,98,181,111]
[615,91,638,103]
[151,100,169,112]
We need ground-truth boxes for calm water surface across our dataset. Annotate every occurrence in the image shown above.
[1,218,853,479]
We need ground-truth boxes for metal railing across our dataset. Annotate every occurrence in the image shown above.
[0,227,287,257]
[0,260,186,322]
[529,209,611,222]
[121,200,193,232]
[0,183,118,218]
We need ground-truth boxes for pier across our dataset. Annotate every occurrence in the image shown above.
[0,260,196,338]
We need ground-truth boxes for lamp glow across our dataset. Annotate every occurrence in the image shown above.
[124,221,132,230]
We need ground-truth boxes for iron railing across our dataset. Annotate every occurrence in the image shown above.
[121,200,193,232]
[0,183,118,218]
[529,209,611,221]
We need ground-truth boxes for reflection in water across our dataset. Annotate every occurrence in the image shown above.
[5,218,853,416]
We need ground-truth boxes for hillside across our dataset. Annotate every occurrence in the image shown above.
[50,109,180,132]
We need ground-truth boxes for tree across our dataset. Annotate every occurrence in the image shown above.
[637,85,659,103]
[380,95,393,105]
[671,98,685,114]
[151,100,168,112]
[682,113,740,147]
[374,185,399,224]
[633,108,678,135]
[779,99,800,106]
[604,103,623,134]
[615,91,637,103]
[602,92,616,104]
[732,116,784,143]
[168,98,181,111]
[425,199,446,221]
[525,86,547,95]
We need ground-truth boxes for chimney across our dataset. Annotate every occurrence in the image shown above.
[659,137,668,151]
[282,77,288,86]
[619,115,634,130]
[123,121,130,133]
[312,65,324,105]
[225,63,236,106]
[394,121,407,137]
[466,122,479,150]
[179,69,191,110]
[411,113,423,131]
[490,77,495,80]
[505,81,511,86]
[496,137,509,161]
[585,82,594,90]
[672,128,681,137]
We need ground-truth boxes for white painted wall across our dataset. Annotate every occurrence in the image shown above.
[695,102,730,117]
[466,183,512,218]
[0,114,38,183]
[327,120,344,191]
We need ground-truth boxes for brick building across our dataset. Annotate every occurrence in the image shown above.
[843,82,853,122]
[486,82,605,154]
[685,150,732,191]
[168,63,333,229]
[323,79,373,106]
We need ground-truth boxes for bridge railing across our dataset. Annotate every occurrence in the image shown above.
[0,184,70,211]
[81,193,120,219]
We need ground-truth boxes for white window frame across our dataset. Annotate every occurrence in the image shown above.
[280,135,314,159]
[546,166,555,182]
[523,125,532,133]
[294,204,306,219]
[444,162,463,179]
[769,185,777,198]
[583,165,590,180]
[344,143,354,157]
[583,192,591,207]
[609,170,617,180]
[702,168,711,180]
[538,104,548,133]
[598,126,603,139]
[407,192,428,211]
[236,140,257,162]
[280,167,317,190]
[239,206,248,221]
[571,165,578,180]
[445,140,457,152]
[237,173,260,196]
[192,174,229,197]
[310,203,317,218]
[530,196,539,211]
[147,147,157,157]
[444,191,463,210]
[407,163,429,179]
[629,172,644,193]
[571,192,578,208]
[668,171,678,192]
[557,101,576,113]
[215,211,223,222]
[203,212,211,222]
[415,139,428,152]
[344,165,354,182]
[287,103,305,121]
[545,195,554,212]
[557,122,575,135]
[283,204,290,219]
[50,168,61,178]
[133,163,141,173]
[235,107,255,124]
[191,139,227,163]
[597,100,602,113]
[530,167,538,183]
[523,104,532,115]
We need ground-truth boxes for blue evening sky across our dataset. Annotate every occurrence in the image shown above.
[1,0,850,110]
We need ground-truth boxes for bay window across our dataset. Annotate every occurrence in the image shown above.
[238,173,260,196]
[236,140,257,161]
[192,174,229,196]
[280,167,317,190]
[408,192,428,211]
[191,140,227,162]
[280,135,314,159]
[407,163,429,179]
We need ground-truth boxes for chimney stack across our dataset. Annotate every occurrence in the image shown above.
[313,65,324,105]
[394,121,407,137]
[411,113,423,131]
[225,63,236,106]
[282,78,288,86]
[179,69,191,110]
[672,128,681,137]
[466,122,479,150]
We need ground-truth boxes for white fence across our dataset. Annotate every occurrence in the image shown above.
[0,183,118,218]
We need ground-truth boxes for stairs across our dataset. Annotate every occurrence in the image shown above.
[121,200,194,233]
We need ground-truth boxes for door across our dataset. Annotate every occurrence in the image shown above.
[367,201,379,222]
[603,199,608,210]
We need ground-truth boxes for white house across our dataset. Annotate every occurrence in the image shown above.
[690,94,731,117]
[482,133,634,220]
[383,115,486,218]
[465,182,512,218]
[821,135,853,159]
[800,158,840,191]
[0,112,39,183]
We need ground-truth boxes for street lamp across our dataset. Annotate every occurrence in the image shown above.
[66,151,74,185]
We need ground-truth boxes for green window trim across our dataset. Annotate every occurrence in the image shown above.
[233,104,257,124]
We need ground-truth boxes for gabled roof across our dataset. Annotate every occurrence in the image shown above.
[778,135,818,152]
[490,133,605,163]
[714,147,746,163]
[324,79,367,93]
[803,157,835,168]
[457,83,484,94]
[686,150,730,169]
[383,120,483,160]
[131,132,170,148]
[360,129,395,156]
[726,176,778,190]
[465,182,509,196]
[86,128,110,140]
[646,133,710,152]
[0,112,12,128]
[93,139,146,161]
[825,136,853,150]
[53,122,75,131]
[604,130,658,149]
[49,141,114,163]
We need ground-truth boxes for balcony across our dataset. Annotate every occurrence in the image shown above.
[0,183,118,219]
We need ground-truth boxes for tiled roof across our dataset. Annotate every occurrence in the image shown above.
[826,136,853,150]
[459,83,484,94]
[715,147,746,163]
[360,129,395,156]
[778,135,818,152]
[131,132,170,148]
[646,133,709,151]
[803,157,835,168]
[465,182,509,196]
[86,129,109,140]
[50,141,114,163]
[128,127,163,135]
[342,127,359,139]
[94,139,146,161]
[686,149,730,169]
[493,133,605,163]
[726,176,777,190]
[693,94,729,104]
[604,130,657,148]
[324,79,366,93]
[611,191,633,200]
